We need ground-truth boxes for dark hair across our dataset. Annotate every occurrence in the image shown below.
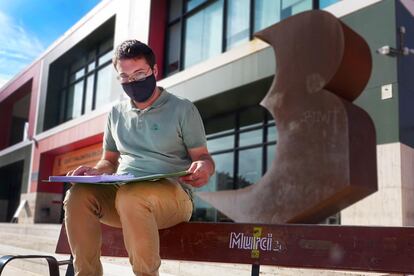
[112,40,156,69]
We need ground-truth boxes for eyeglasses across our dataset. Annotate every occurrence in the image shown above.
[117,67,152,84]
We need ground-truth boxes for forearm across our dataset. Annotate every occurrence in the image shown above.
[181,146,215,187]
[94,159,118,174]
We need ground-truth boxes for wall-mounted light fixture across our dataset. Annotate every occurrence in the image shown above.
[376,26,414,57]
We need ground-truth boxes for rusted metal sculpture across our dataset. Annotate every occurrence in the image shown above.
[198,10,377,223]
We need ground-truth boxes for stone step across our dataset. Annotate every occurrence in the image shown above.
[0,243,67,276]
[0,263,43,276]
[0,232,58,252]
[0,223,61,254]
[0,223,61,238]
[0,243,141,276]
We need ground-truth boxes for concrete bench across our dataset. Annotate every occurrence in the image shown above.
[1,222,414,276]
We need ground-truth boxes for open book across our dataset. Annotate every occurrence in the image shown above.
[45,171,190,185]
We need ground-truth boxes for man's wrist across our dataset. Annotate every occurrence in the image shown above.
[95,159,117,174]
[199,156,215,176]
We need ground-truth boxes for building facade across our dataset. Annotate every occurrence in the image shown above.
[0,0,413,227]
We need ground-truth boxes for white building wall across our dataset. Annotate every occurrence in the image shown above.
[341,143,404,226]
[401,143,414,226]
[35,0,152,135]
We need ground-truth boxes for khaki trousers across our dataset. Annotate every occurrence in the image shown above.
[63,179,193,276]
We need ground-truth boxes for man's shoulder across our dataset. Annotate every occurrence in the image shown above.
[165,90,193,109]
[111,99,131,112]
[107,100,131,119]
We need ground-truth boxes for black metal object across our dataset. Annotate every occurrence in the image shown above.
[0,254,73,276]
[251,264,260,276]
[64,255,74,276]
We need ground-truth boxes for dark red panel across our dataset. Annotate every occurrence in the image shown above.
[37,154,62,194]
[36,133,103,193]
[148,0,167,79]
[56,222,414,274]
[0,103,12,150]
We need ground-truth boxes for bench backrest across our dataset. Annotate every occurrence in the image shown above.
[56,222,414,274]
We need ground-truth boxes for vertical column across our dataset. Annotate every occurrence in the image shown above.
[0,103,12,150]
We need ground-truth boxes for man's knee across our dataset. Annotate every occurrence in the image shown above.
[63,184,98,212]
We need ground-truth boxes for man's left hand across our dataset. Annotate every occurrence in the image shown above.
[180,161,212,187]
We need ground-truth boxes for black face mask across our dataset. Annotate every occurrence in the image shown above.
[121,74,156,103]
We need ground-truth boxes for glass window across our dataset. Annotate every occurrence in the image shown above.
[60,38,114,123]
[184,0,223,68]
[169,0,182,21]
[254,0,281,32]
[320,0,339,9]
[166,23,181,75]
[75,68,85,80]
[98,50,113,66]
[192,152,234,221]
[66,81,84,120]
[87,61,96,73]
[267,123,278,142]
[226,0,250,49]
[47,19,116,130]
[84,75,95,112]
[88,49,96,63]
[200,104,282,221]
[281,0,312,19]
[70,57,86,74]
[210,153,234,191]
[186,0,207,12]
[165,0,318,76]
[267,144,276,170]
[70,68,85,83]
[238,147,262,188]
[95,65,112,107]
[207,134,234,153]
[239,129,262,147]
[254,0,312,32]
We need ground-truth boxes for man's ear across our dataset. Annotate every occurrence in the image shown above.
[153,64,159,79]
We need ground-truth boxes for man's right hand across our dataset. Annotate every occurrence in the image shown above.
[66,151,119,177]
[66,166,102,176]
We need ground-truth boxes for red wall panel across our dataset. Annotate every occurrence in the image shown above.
[148,0,167,79]
[31,113,107,193]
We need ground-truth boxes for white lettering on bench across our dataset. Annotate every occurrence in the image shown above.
[229,232,283,252]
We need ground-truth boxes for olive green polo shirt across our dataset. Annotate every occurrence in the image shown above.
[103,88,207,177]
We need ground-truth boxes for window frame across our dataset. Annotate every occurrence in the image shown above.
[194,106,277,222]
[59,42,113,123]
[197,105,341,224]
[164,0,323,77]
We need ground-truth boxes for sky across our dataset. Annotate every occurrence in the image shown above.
[0,0,102,89]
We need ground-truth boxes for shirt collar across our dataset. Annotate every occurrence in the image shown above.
[128,87,170,112]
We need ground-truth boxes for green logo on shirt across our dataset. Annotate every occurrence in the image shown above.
[150,123,159,131]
